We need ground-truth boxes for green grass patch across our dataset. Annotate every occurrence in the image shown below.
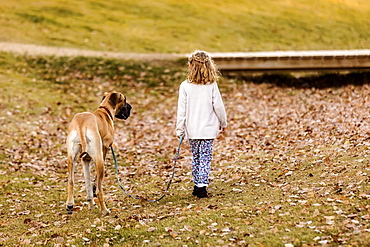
[0,0,369,53]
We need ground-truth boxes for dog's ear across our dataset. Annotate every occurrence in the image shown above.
[118,93,126,103]
[108,93,122,108]
[101,92,110,102]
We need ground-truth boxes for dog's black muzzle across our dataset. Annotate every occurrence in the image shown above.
[115,103,132,120]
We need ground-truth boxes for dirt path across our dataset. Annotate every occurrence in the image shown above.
[0,41,184,61]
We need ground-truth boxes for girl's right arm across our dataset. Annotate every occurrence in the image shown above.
[213,83,227,129]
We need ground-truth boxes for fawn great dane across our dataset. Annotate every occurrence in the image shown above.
[66,92,131,214]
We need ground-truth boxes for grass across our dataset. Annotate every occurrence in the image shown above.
[0,0,369,53]
[0,52,370,246]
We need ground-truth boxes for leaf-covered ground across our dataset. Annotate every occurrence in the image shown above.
[0,54,369,246]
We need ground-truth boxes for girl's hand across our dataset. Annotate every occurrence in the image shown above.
[219,126,226,134]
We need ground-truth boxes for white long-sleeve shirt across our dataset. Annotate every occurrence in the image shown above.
[176,80,227,139]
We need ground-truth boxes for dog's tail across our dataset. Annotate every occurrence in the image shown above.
[80,152,89,159]
[77,125,90,160]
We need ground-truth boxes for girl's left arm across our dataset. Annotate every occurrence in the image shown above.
[213,83,227,128]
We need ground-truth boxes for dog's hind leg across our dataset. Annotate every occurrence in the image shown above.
[93,146,109,197]
[95,157,109,215]
[66,132,81,214]
[82,156,96,210]
[66,154,77,214]
[94,146,109,198]
[88,131,109,215]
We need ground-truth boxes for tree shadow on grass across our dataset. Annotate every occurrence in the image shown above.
[228,72,370,89]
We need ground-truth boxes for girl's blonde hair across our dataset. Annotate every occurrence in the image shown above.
[187,51,219,85]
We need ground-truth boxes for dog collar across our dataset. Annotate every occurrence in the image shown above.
[99,106,114,121]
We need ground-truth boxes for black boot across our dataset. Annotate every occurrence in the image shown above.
[192,186,199,196]
[193,186,208,198]
[197,186,208,198]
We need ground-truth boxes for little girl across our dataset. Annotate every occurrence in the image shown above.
[176,50,227,198]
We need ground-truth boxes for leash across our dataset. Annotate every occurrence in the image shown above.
[111,135,183,202]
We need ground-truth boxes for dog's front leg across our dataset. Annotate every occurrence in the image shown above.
[103,145,109,160]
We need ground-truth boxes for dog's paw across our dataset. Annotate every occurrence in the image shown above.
[87,199,98,210]
[102,209,110,215]
[66,204,74,214]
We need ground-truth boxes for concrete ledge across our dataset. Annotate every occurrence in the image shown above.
[1,42,369,72]
[209,50,370,72]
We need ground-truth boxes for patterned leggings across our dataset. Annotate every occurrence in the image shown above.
[189,139,214,187]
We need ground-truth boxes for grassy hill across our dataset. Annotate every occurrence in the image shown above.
[0,0,369,53]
